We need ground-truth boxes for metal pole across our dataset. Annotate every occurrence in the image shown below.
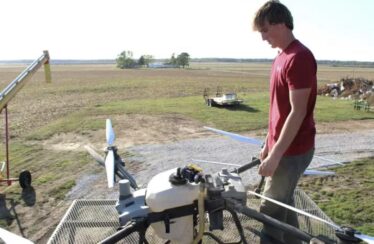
[5,105,10,185]
[226,198,320,243]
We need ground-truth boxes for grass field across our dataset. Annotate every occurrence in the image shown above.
[0,62,373,241]
[300,158,374,235]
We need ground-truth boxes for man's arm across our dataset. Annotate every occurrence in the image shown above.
[259,87,311,177]
[260,133,269,161]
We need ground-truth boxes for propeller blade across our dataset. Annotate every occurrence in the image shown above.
[204,126,263,146]
[105,150,115,188]
[84,145,105,166]
[204,127,343,174]
[193,159,335,176]
[303,169,335,176]
[355,233,374,244]
[191,158,241,167]
[313,155,344,166]
[106,119,115,146]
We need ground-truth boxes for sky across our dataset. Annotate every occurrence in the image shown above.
[1,0,373,61]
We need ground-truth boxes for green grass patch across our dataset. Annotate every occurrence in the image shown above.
[34,173,55,185]
[25,110,104,140]
[25,91,374,141]
[300,157,374,235]
[95,93,270,132]
[48,179,76,200]
[315,96,374,122]
[0,142,43,168]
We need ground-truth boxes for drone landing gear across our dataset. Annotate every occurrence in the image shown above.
[99,220,144,244]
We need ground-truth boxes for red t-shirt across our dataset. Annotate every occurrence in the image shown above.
[267,40,317,156]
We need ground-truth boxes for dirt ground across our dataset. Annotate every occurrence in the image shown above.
[43,115,374,153]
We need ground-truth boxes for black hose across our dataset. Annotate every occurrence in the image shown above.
[226,208,248,244]
[203,231,241,244]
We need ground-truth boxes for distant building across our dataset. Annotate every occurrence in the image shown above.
[148,63,178,68]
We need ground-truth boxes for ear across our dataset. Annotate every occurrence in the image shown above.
[274,22,286,30]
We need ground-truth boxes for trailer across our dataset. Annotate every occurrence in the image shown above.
[203,87,243,107]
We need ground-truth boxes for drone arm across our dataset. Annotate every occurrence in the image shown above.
[227,198,318,243]
[116,164,138,189]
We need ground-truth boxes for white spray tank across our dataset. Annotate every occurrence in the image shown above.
[145,168,200,244]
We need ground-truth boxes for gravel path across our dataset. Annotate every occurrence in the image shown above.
[68,128,374,199]
[127,128,374,187]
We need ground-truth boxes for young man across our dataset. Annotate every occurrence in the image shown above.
[253,1,317,243]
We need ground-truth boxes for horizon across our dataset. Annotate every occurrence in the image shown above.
[1,57,374,64]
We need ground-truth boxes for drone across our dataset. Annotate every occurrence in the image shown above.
[85,119,374,244]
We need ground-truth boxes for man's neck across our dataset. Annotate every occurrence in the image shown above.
[279,31,295,51]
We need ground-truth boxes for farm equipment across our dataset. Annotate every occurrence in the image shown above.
[354,93,373,112]
[0,51,51,188]
[354,99,371,111]
[203,87,243,107]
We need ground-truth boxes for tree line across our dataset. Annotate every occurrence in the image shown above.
[116,51,190,69]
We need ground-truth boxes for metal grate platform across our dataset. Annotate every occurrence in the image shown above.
[48,189,337,243]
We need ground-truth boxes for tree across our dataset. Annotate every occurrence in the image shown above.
[138,55,145,66]
[170,53,177,65]
[138,55,154,67]
[177,52,190,68]
[144,55,153,67]
[116,50,135,69]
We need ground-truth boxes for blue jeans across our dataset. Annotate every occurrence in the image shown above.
[260,148,314,244]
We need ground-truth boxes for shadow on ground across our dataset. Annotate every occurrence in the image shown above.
[214,104,260,112]
[0,186,36,238]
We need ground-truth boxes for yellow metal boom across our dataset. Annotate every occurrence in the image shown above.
[0,50,51,112]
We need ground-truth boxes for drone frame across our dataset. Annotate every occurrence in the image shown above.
[98,158,363,244]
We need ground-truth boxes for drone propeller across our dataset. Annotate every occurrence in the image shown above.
[106,119,116,146]
[105,119,116,188]
[84,143,115,188]
[312,155,345,166]
[192,158,241,167]
[192,158,335,176]
[303,169,335,176]
[203,126,341,175]
[355,234,374,244]
[105,149,115,188]
[85,144,139,189]
[248,190,374,244]
[204,126,263,146]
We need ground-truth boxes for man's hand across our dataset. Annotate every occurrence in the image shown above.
[258,154,280,177]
